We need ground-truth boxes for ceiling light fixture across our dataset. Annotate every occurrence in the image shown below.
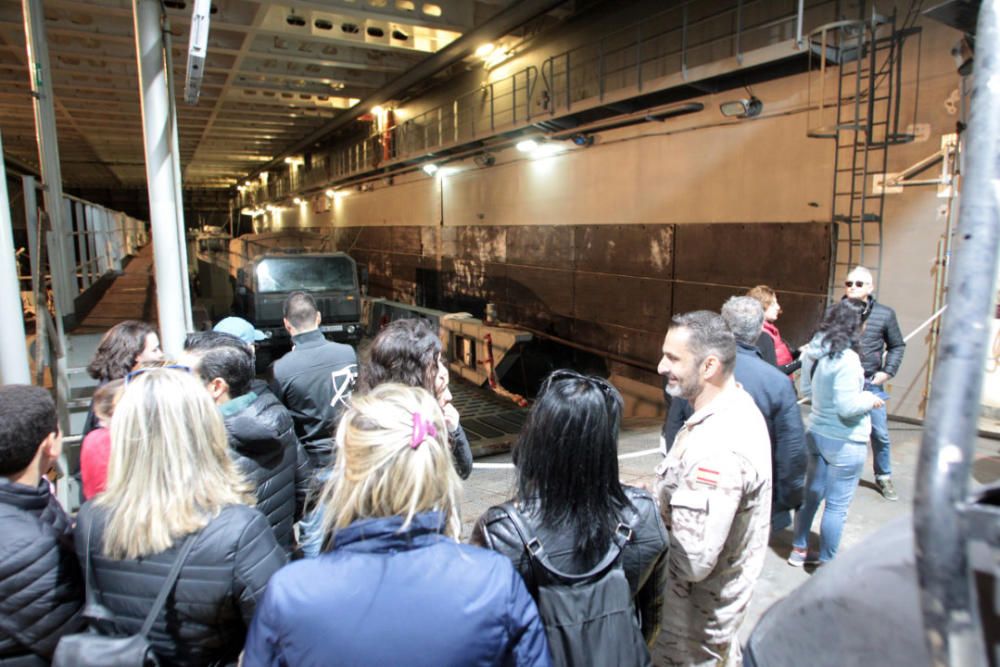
[293,197,303,205]
[475,43,495,58]
[422,163,439,175]
[325,189,335,198]
[719,96,763,119]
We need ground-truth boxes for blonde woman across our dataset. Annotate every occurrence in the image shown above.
[243,384,551,667]
[74,367,286,666]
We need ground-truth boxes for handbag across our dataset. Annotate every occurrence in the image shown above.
[52,517,197,667]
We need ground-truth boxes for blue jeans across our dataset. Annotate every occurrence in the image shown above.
[792,431,867,562]
[865,382,892,477]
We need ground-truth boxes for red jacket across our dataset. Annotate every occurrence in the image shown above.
[763,321,794,367]
[80,427,111,499]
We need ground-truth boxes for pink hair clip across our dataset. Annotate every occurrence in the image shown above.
[410,412,437,449]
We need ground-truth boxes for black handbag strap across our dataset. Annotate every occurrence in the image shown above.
[82,515,197,638]
[499,502,631,584]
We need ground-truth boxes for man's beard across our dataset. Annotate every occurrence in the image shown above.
[664,374,700,400]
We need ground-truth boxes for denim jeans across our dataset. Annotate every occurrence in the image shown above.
[865,382,892,477]
[792,431,867,562]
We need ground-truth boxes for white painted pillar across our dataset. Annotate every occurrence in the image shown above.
[21,0,75,322]
[133,0,190,355]
[0,134,31,384]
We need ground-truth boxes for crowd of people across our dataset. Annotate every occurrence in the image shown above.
[0,266,905,666]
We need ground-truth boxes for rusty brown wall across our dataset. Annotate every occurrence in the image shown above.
[334,221,831,386]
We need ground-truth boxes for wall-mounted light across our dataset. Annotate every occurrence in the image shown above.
[293,197,303,205]
[422,163,439,175]
[516,139,539,153]
[719,97,763,118]
[325,189,336,198]
[474,153,496,168]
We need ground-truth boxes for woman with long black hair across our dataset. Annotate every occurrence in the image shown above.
[789,298,884,566]
[471,370,668,655]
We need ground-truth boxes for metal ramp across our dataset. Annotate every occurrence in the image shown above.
[449,379,528,457]
[806,11,920,301]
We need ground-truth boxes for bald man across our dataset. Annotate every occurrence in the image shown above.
[843,267,905,501]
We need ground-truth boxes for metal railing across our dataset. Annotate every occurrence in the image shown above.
[240,0,839,206]
[21,175,149,320]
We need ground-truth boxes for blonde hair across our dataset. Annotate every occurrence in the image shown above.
[97,368,254,559]
[318,383,462,546]
[746,284,777,310]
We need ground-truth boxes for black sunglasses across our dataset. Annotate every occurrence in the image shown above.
[124,364,192,385]
[844,280,868,288]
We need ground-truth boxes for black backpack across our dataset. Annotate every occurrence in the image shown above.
[500,503,652,667]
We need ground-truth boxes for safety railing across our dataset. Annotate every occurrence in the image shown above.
[21,175,149,321]
[241,0,839,206]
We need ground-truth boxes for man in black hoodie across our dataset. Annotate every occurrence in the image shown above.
[0,385,84,665]
[181,332,311,554]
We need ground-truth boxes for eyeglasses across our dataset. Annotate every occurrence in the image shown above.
[545,369,620,402]
[124,364,192,385]
[844,280,869,288]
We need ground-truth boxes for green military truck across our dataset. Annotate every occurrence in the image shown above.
[234,251,363,350]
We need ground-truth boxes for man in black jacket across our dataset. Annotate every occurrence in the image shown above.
[0,385,84,665]
[663,297,807,531]
[181,332,311,554]
[269,291,357,468]
[845,266,906,501]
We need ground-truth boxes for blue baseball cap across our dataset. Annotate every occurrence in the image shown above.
[213,316,268,344]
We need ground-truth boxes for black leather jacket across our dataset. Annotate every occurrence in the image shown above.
[224,391,312,553]
[0,479,84,666]
[269,330,357,468]
[470,485,668,647]
[74,503,286,667]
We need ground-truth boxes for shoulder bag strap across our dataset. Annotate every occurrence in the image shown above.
[137,534,197,638]
[500,502,631,584]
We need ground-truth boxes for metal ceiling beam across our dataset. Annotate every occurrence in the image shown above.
[250,0,567,177]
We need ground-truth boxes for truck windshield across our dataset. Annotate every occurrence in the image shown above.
[255,257,355,293]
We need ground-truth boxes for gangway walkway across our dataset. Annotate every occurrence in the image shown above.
[72,244,157,334]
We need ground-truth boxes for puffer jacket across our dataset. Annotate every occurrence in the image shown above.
[243,512,550,667]
[858,297,905,378]
[74,502,286,667]
[470,485,669,648]
[223,391,311,553]
[0,479,84,666]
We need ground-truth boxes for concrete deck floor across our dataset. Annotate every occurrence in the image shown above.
[459,413,1000,655]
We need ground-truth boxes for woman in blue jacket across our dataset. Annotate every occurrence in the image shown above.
[243,383,550,667]
[790,299,883,566]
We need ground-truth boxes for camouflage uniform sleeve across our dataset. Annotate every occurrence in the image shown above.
[659,453,743,583]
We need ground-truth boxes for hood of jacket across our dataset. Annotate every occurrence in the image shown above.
[330,512,449,553]
[224,391,296,457]
[801,332,831,362]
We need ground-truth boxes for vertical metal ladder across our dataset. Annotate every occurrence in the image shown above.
[808,10,916,302]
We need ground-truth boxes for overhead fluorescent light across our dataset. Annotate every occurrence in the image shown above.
[184,0,211,104]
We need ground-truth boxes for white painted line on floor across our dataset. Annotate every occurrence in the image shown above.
[474,447,663,471]
[618,448,662,460]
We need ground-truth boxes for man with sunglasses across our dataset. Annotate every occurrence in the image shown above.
[842,267,905,501]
